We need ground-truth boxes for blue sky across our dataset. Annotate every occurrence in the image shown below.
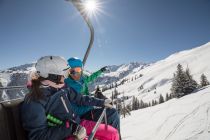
[0,0,210,71]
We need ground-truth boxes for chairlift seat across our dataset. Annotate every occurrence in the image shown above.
[0,99,27,140]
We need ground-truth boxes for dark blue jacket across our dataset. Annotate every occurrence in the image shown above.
[65,77,93,116]
[21,86,104,140]
[64,70,103,116]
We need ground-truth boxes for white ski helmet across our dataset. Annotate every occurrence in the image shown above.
[35,56,68,78]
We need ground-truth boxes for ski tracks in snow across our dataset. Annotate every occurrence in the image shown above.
[164,102,210,140]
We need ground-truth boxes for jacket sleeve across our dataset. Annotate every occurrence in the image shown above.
[84,69,103,84]
[21,101,73,140]
[65,88,105,107]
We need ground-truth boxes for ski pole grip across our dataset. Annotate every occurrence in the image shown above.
[47,114,63,125]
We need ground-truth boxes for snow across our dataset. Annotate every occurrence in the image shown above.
[111,42,210,140]
[0,73,11,86]
[121,86,210,140]
[103,42,210,103]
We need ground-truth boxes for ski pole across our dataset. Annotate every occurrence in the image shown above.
[104,109,108,129]
[88,108,107,140]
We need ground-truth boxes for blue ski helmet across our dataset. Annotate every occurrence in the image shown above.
[67,57,83,68]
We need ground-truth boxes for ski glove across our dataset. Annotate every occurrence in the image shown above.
[100,66,109,72]
[73,125,87,140]
[104,99,113,108]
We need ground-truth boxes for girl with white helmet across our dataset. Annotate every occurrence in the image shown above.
[21,56,119,140]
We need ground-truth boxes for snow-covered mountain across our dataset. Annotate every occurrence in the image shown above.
[121,86,210,140]
[103,42,210,103]
[0,63,35,86]
[0,61,148,101]
[0,63,34,101]
[88,62,149,92]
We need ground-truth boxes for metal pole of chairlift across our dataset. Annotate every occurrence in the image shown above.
[66,0,94,67]
[0,86,26,90]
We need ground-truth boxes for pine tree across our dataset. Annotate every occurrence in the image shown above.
[166,93,169,101]
[126,104,132,112]
[111,92,114,102]
[139,100,144,109]
[184,68,197,94]
[200,74,210,87]
[154,100,158,105]
[116,102,122,114]
[140,85,143,90]
[137,99,140,109]
[152,100,155,106]
[151,100,158,106]
[109,84,111,90]
[169,93,173,99]
[144,103,148,108]
[132,96,136,110]
[171,64,188,97]
[113,88,118,99]
[121,92,131,118]
[159,94,164,104]
[115,82,118,88]
[132,96,140,110]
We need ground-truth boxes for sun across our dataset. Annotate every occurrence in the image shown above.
[84,0,97,12]
[83,0,102,18]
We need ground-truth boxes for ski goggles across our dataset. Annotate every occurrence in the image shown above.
[69,67,82,75]
[47,74,64,84]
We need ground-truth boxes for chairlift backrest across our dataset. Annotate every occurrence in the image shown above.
[0,99,27,140]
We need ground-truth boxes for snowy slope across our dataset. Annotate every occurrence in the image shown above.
[89,62,148,92]
[121,86,210,140]
[103,42,210,102]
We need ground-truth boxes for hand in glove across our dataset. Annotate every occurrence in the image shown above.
[100,66,109,72]
[73,125,87,140]
[104,99,113,108]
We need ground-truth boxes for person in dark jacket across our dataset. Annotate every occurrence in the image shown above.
[21,56,118,140]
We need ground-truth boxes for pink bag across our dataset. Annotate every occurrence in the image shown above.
[66,120,119,140]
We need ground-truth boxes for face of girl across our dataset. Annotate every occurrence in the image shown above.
[69,67,82,81]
